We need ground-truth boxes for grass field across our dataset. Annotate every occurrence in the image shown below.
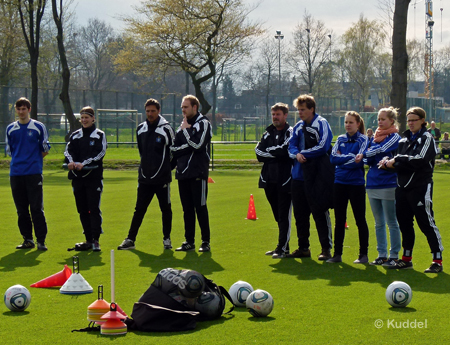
[1,169,450,344]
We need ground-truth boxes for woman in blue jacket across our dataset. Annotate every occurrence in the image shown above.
[357,107,401,267]
[327,111,369,264]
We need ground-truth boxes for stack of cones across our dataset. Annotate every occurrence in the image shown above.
[87,286,110,324]
[100,303,127,335]
[246,194,257,220]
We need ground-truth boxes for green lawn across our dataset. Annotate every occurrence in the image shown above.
[1,169,450,344]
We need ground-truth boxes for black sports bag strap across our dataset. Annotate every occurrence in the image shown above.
[219,286,235,314]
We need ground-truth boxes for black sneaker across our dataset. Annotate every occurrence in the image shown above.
[388,259,413,270]
[175,242,195,251]
[16,240,35,249]
[37,242,48,251]
[382,258,399,267]
[354,255,368,264]
[199,242,210,252]
[327,255,342,263]
[318,250,331,261]
[286,248,311,258]
[163,238,172,249]
[424,262,443,273]
[75,241,93,251]
[92,240,101,252]
[118,238,135,250]
[369,257,388,266]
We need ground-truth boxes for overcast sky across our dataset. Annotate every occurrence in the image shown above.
[74,0,449,49]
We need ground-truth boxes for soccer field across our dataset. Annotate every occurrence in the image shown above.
[1,169,449,344]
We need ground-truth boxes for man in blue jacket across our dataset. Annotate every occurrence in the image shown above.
[287,94,334,260]
[6,97,51,251]
[256,103,293,258]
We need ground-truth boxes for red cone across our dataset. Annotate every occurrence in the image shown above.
[246,194,257,220]
[30,264,72,288]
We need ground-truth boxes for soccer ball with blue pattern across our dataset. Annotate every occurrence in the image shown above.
[4,285,31,312]
[386,281,412,308]
[246,289,274,317]
[229,281,254,307]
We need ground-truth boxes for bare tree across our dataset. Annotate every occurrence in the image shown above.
[75,18,116,91]
[339,15,386,111]
[434,45,450,104]
[0,0,28,134]
[406,38,424,83]
[287,11,331,94]
[253,36,279,119]
[17,0,47,119]
[390,0,411,132]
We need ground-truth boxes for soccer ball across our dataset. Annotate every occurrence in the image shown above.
[246,289,274,317]
[229,281,254,307]
[386,281,412,308]
[4,285,31,312]
[178,270,205,298]
[194,291,224,319]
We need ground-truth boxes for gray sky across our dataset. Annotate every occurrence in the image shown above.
[74,0,449,49]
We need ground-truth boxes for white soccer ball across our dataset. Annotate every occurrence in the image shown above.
[386,281,412,308]
[4,285,31,312]
[229,281,254,307]
[246,289,274,317]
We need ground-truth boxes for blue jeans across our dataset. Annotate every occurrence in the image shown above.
[368,197,401,258]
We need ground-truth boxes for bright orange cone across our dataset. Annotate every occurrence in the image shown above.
[345,222,349,229]
[30,264,72,288]
[246,194,257,220]
[208,177,215,183]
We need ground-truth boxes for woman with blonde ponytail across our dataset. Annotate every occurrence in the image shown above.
[356,107,401,267]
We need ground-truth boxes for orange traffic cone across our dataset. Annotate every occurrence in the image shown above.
[345,222,349,229]
[208,177,215,183]
[246,194,257,220]
[30,264,72,288]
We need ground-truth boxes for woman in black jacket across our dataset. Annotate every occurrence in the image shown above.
[64,106,107,251]
[384,107,443,273]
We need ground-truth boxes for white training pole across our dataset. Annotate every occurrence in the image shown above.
[111,249,115,303]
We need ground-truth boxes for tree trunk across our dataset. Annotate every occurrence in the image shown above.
[30,55,39,120]
[391,0,411,133]
[191,74,211,115]
[0,86,10,136]
[52,0,79,140]
[211,72,217,134]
